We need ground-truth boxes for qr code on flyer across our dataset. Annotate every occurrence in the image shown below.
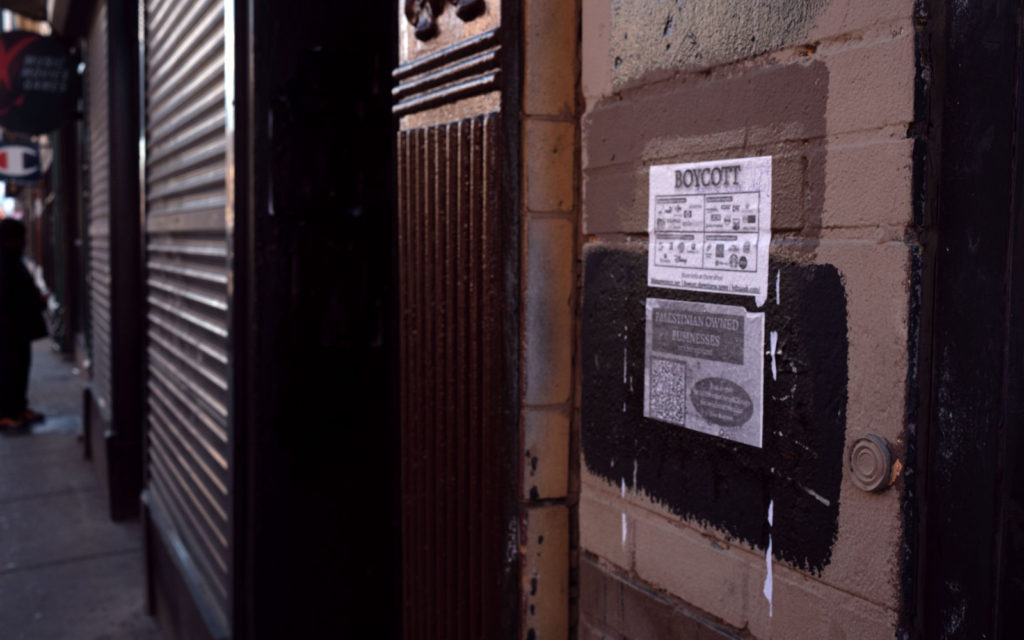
[647,357,686,426]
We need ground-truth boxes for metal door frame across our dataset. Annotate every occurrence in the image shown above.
[914,1,1024,637]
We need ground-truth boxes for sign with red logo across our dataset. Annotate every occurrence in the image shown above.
[0,31,79,135]
[0,142,40,182]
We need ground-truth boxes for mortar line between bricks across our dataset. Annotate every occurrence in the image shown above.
[521,498,570,508]
[591,552,893,638]
[522,401,573,411]
[523,114,577,123]
[627,506,902,613]
[583,126,914,173]
[585,232,921,246]
[524,210,577,219]
[0,548,143,577]
[580,481,901,613]
[0,486,101,506]
[606,18,916,100]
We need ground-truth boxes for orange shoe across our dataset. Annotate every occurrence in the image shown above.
[0,416,21,429]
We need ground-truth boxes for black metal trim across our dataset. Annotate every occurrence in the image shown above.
[916,1,1024,637]
[994,9,1024,636]
[904,0,939,636]
[224,0,241,634]
[105,0,144,522]
[228,0,252,636]
[393,70,500,116]
[393,28,498,80]
[392,47,498,100]
[497,1,521,638]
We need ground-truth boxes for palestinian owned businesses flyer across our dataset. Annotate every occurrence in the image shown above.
[643,298,765,448]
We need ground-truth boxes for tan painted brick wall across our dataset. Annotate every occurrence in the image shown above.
[579,0,918,637]
[519,1,580,638]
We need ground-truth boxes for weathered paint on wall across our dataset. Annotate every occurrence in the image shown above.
[579,0,917,637]
[608,0,828,85]
[583,250,848,572]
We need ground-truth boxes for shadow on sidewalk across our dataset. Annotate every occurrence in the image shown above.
[0,341,161,640]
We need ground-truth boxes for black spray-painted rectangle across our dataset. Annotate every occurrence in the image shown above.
[581,246,848,573]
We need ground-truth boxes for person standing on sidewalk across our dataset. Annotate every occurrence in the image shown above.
[0,218,47,429]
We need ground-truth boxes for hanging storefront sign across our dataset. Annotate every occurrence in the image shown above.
[0,141,40,182]
[0,31,78,134]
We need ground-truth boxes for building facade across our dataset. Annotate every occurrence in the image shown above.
[5,0,1020,638]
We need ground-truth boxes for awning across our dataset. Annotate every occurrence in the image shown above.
[0,1,46,22]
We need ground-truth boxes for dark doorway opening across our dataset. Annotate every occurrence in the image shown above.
[240,1,400,637]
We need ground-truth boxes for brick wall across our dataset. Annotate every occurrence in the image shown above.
[578,1,918,638]
[519,1,579,638]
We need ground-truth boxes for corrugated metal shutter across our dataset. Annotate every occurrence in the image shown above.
[87,2,112,414]
[143,0,231,632]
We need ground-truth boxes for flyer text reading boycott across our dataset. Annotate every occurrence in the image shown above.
[675,164,743,189]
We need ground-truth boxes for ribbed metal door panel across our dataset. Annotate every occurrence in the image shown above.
[397,114,505,640]
[143,0,231,630]
[87,2,112,414]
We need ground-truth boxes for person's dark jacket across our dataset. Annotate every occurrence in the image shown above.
[0,250,46,344]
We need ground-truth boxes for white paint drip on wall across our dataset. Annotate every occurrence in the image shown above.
[763,499,774,617]
[622,335,630,411]
[773,431,814,454]
[768,466,831,507]
[801,484,832,507]
[621,478,628,546]
[769,331,779,381]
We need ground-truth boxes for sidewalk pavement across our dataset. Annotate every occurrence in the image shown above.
[0,340,161,640]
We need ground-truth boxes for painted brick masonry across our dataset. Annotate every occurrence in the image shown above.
[578,1,917,638]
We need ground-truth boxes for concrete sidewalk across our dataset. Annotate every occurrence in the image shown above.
[0,341,161,639]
